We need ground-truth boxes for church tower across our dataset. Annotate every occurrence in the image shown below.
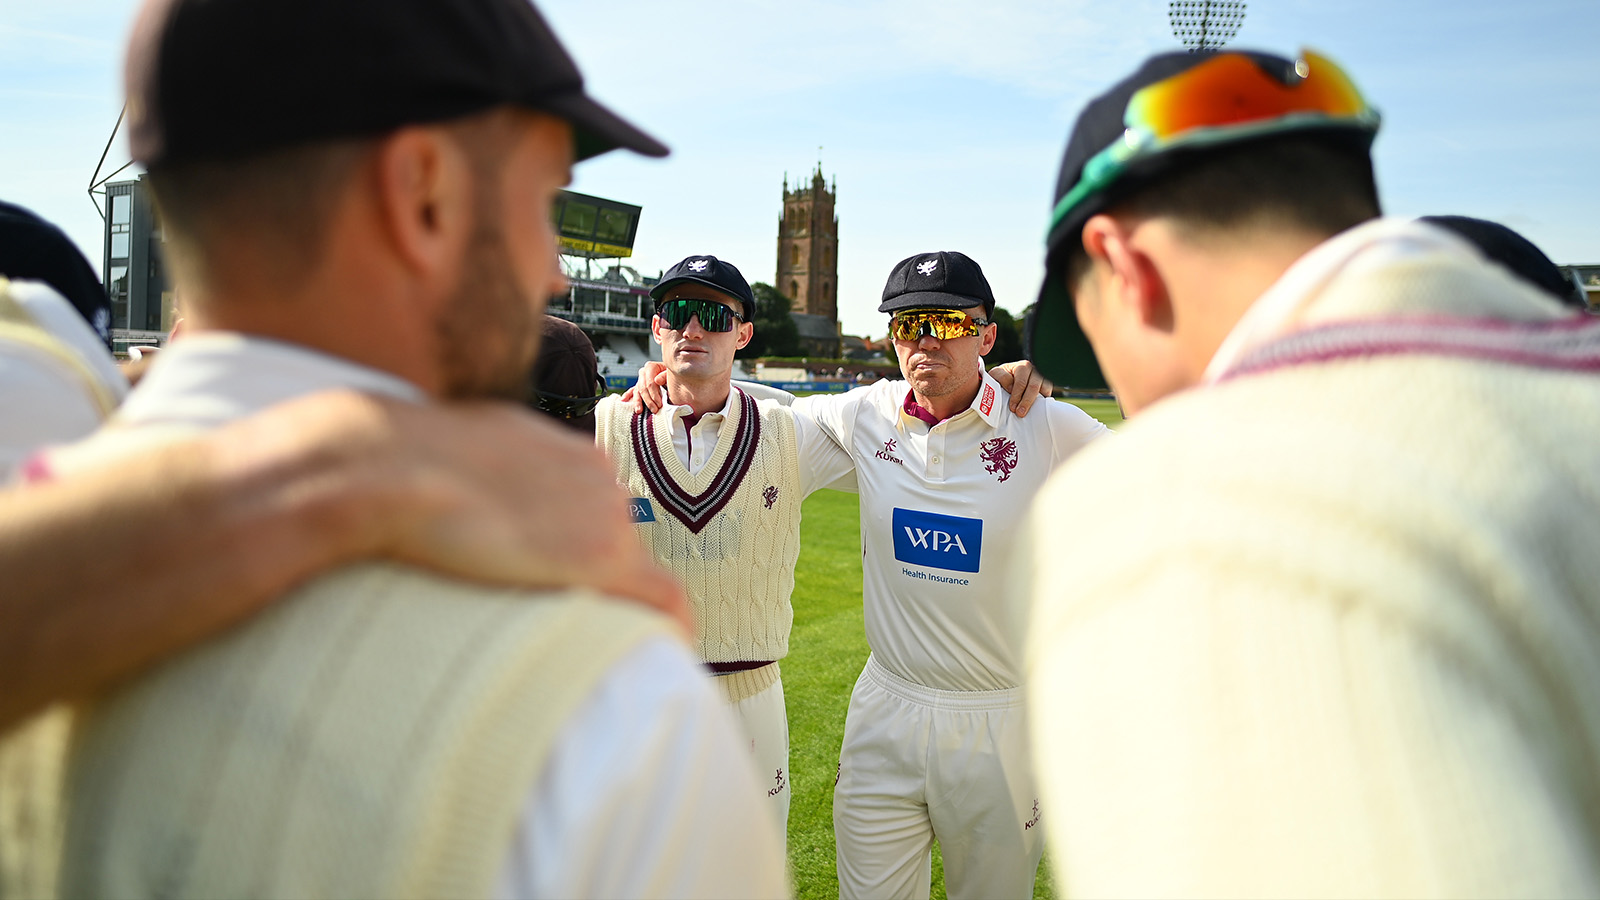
[776,165,838,320]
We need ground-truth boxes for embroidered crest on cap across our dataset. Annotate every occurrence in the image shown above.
[916,259,939,276]
[688,259,710,272]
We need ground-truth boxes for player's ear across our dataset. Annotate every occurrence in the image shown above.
[735,319,754,351]
[1083,214,1173,334]
[651,314,666,345]
[373,126,469,280]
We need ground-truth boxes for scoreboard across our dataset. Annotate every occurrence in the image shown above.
[553,190,642,259]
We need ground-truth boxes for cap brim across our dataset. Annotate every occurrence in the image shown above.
[544,92,668,161]
[1026,265,1107,390]
[878,290,991,314]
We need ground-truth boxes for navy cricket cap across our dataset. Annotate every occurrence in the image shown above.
[650,255,756,318]
[0,200,113,349]
[1028,49,1380,388]
[125,0,669,168]
[879,251,996,317]
[1421,215,1588,309]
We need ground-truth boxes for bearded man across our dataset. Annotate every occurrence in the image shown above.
[32,0,788,897]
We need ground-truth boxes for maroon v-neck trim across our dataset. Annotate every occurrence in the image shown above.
[631,388,762,534]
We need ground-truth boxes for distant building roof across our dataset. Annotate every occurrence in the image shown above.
[791,312,837,340]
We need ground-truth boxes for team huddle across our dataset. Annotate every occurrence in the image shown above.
[602,250,1105,897]
[2,0,1599,897]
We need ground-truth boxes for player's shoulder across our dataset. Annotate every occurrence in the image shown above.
[843,377,907,411]
[1001,395,1109,451]
[750,395,799,439]
[733,380,796,406]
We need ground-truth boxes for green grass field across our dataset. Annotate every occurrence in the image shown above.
[782,398,1122,899]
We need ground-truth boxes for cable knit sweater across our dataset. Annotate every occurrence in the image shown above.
[596,389,801,702]
[1018,220,1600,898]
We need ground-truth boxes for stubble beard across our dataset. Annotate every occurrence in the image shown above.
[435,215,542,403]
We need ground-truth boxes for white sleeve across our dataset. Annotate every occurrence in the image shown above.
[790,394,858,495]
[732,380,796,405]
[1044,398,1111,466]
[493,637,789,900]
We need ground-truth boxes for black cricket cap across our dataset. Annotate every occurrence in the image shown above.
[125,0,668,169]
[879,251,995,318]
[1028,49,1378,389]
[0,200,113,349]
[1421,215,1588,309]
[650,255,756,319]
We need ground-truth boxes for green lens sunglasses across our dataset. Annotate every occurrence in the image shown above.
[655,298,745,333]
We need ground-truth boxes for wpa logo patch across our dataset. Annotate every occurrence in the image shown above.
[687,258,710,272]
[892,508,982,573]
[629,497,657,523]
[916,258,939,276]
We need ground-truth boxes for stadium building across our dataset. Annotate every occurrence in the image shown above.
[101,176,174,356]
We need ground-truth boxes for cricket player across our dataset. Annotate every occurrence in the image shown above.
[595,253,855,834]
[636,251,1108,897]
[1020,48,1600,896]
[813,252,1106,900]
[30,0,789,896]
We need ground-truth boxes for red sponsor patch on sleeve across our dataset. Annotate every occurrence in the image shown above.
[979,383,995,416]
[18,452,54,484]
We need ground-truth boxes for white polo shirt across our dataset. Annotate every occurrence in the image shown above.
[794,372,1108,691]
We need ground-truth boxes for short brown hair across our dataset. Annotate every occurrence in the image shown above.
[148,138,374,290]
[148,110,523,293]
[1064,134,1381,286]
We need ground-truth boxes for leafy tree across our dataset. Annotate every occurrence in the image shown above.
[985,306,1025,366]
[739,282,801,358]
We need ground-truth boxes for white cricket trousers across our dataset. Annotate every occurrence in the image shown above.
[720,670,791,840]
[833,656,1043,900]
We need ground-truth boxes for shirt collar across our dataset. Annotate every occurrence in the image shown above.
[114,331,424,428]
[1202,217,1480,383]
[661,383,739,428]
[898,370,1005,429]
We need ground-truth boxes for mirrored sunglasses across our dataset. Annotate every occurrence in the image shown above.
[888,309,991,342]
[655,297,744,333]
[1048,49,1379,242]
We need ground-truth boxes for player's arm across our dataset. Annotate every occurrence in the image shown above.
[0,391,687,732]
[621,362,854,492]
[496,638,788,899]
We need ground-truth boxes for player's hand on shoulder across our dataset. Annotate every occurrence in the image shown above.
[624,362,669,414]
[988,359,1054,417]
[281,392,691,634]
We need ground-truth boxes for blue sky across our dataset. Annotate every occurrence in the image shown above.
[2,0,1597,338]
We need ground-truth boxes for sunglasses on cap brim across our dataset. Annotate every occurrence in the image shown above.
[888,308,992,342]
[1047,49,1380,243]
[655,297,746,333]
[533,374,607,419]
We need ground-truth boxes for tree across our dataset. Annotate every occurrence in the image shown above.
[739,282,801,358]
[985,306,1025,366]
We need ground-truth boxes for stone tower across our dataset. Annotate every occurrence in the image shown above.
[776,165,838,320]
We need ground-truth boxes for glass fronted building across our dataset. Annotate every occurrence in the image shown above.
[102,175,172,354]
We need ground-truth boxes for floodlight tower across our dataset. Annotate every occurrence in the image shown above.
[1169,0,1246,51]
